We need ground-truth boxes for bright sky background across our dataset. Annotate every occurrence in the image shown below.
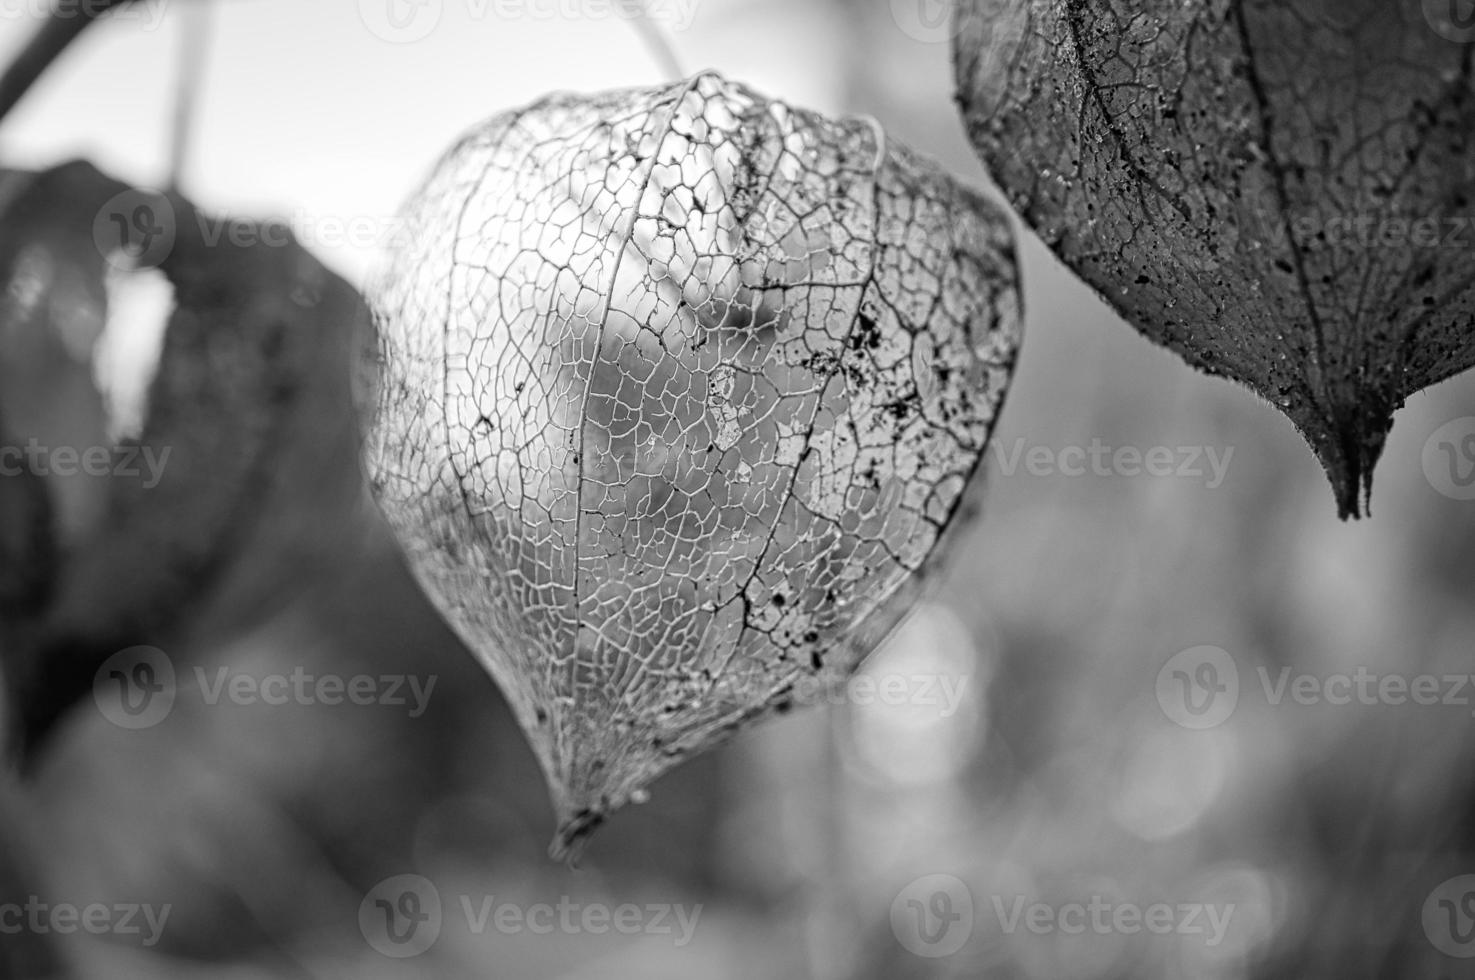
[0,0,967,283]
[4,0,1466,543]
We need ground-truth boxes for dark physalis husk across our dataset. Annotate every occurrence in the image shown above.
[0,161,370,757]
[956,0,1475,518]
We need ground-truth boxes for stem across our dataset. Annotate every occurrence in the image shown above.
[630,2,685,83]
[168,2,213,193]
[0,1,128,127]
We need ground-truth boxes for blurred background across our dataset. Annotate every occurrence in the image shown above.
[4,1,1475,977]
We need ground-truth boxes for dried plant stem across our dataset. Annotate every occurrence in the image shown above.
[0,1,128,126]
[630,3,685,83]
[168,1,213,193]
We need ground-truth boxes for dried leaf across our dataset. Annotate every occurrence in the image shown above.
[0,161,370,756]
[955,0,1475,517]
[367,73,1021,856]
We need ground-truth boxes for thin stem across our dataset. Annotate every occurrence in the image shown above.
[0,1,128,127]
[168,1,213,193]
[630,2,685,83]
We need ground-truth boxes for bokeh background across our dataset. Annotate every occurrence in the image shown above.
[4,1,1475,977]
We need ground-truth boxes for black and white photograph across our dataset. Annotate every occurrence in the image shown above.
[3,1,1475,977]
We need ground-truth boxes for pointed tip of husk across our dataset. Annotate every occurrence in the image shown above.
[1310,403,1391,521]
